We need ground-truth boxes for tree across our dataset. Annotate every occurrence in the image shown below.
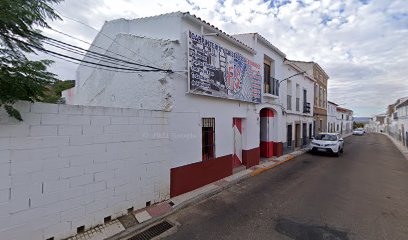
[353,121,365,129]
[42,80,75,103]
[0,0,62,120]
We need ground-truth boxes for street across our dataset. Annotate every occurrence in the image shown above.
[163,133,408,240]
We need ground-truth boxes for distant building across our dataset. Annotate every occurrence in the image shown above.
[336,107,353,134]
[366,114,387,132]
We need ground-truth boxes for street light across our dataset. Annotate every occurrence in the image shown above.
[278,71,307,84]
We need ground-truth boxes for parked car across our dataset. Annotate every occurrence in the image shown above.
[308,133,344,157]
[352,128,365,135]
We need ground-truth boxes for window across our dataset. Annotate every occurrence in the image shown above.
[287,124,293,147]
[296,84,300,111]
[264,59,271,94]
[287,80,292,110]
[202,118,215,161]
[303,89,310,113]
[315,134,337,141]
[319,86,323,107]
[319,120,323,132]
[264,58,278,96]
[287,95,292,110]
[309,123,313,138]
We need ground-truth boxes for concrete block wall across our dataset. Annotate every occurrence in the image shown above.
[0,102,170,240]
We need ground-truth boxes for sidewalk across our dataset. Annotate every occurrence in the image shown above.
[69,134,352,240]
[64,147,306,240]
[382,133,408,160]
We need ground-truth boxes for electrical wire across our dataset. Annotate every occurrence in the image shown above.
[49,28,188,74]
[48,53,146,73]
[55,11,163,69]
[2,34,165,72]
[44,35,170,71]
[53,12,187,76]
[49,28,146,64]
[43,39,156,71]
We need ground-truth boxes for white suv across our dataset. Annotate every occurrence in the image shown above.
[309,133,344,157]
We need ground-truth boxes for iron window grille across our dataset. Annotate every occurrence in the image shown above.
[202,118,215,161]
[303,102,311,113]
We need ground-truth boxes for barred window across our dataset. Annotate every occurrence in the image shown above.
[202,118,215,161]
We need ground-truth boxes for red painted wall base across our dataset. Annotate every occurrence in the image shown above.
[242,147,260,168]
[273,142,284,157]
[170,155,233,197]
[260,141,274,158]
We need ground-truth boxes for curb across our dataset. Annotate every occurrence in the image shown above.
[381,133,408,160]
[106,149,306,240]
[72,133,354,240]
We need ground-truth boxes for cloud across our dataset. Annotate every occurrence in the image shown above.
[38,0,408,117]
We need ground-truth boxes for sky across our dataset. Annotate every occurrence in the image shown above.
[40,0,408,117]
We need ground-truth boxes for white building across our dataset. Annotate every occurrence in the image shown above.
[366,114,386,133]
[281,60,315,153]
[336,107,353,134]
[382,97,408,146]
[394,99,408,147]
[63,12,317,198]
[327,101,338,133]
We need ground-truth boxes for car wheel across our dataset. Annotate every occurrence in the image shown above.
[335,148,340,157]
[340,147,344,153]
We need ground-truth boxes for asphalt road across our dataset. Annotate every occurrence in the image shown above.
[162,133,408,240]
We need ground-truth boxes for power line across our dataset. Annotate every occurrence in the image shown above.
[55,11,163,69]
[49,28,146,65]
[2,34,164,72]
[43,39,157,71]
[48,53,146,73]
[53,12,187,77]
[44,35,170,71]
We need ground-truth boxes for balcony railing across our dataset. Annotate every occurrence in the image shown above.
[303,102,311,113]
[264,77,279,96]
[287,95,292,110]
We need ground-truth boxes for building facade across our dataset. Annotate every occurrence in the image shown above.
[336,107,353,134]
[281,61,315,153]
[287,61,329,135]
[64,12,312,199]
[327,101,338,133]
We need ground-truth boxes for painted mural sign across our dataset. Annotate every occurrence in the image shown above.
[188,31,261,103]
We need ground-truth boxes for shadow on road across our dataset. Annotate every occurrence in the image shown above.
[275,218,349,240]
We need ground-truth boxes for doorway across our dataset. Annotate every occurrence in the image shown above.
[295,123,301,148]
[302,123,307,146]
[260,108,274,158]
[232,118,243,168]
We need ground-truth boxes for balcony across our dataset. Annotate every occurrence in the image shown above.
[303,102,311,113]
[264,77,279,97]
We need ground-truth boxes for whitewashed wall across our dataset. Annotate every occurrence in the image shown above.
[283,63,315,142]
[64,13,264,169]
[327,102,338,132]
[0,102,170,240]
[233,33,288,143]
